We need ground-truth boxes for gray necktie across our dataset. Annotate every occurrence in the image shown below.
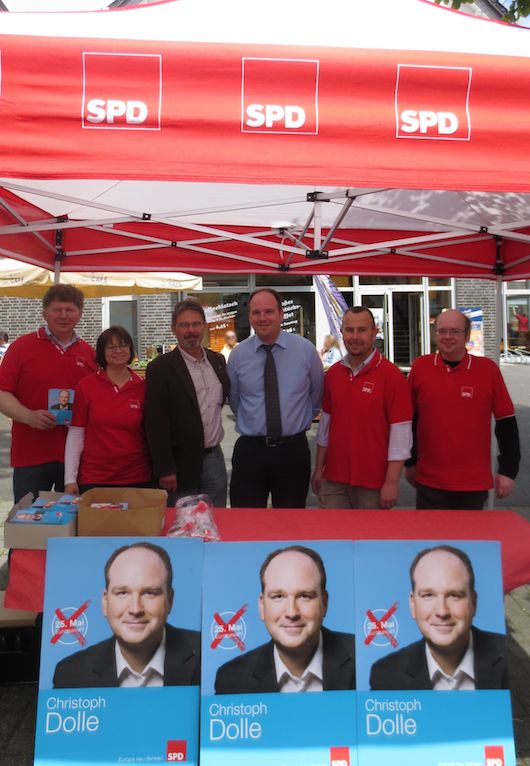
[264,345,282,440]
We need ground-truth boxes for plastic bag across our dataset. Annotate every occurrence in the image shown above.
[167,493,220,541]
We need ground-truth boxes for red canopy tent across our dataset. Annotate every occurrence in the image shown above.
[0,0,530,282]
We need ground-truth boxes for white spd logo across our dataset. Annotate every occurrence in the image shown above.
[82,52,162,130]
[395,65,472,141]
[241,57,319,135]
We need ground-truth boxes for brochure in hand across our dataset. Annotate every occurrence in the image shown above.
[47,388,74,426]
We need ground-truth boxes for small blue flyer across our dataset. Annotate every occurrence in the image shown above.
[48,387,74,426]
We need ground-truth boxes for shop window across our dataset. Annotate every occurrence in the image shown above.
[428,290,451,353]
[102,296,139,354]
[507,297,530,352]
[358,276,422,285]
[255,274,313,287]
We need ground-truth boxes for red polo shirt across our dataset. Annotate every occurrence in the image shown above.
[0,328,95,467]
[72,369,151,485]
[323,351,412,489]
[409,353,515,491]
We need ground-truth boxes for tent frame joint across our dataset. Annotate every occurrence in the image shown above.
[142,213,152,221]
[305,249,329,260]
[306,191,330,203]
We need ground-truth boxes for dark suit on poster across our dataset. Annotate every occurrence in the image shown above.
[52,624,201,688]
[369,626,508,690]
[214,626,356,694]
[144,347,229,492]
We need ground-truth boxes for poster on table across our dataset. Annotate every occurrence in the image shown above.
[200,540,357,766]
[353,540,515,766]
[35,536,203,766]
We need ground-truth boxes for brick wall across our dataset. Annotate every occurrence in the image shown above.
[455,278,497,358]
[0,296,102,348]
[137,293,176,356]
[0,294,179,358]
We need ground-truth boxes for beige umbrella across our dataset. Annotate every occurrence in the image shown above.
[0,258,202,297]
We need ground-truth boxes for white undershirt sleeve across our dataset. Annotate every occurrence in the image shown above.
[388,421,413,461]
[316,411,331,447]
[64,426,85,485]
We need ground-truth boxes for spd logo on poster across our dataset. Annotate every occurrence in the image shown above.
[82,52,162,130]
[395,64,472,141]
[485,745,504,766]
[241,57,319,135]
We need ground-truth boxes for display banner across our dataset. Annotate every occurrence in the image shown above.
[35,536,203,766]
[200,540,357,766]
[460,306,485,357]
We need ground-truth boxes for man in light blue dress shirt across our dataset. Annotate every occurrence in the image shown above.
[227,288,324,508]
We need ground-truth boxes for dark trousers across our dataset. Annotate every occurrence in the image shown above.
[13,462,65,503]
[230,434,310,508]
[416,482,489,510]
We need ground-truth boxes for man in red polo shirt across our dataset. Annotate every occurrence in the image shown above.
[0,285,95,502]
[311,307,412,509]
[405,309,520,510]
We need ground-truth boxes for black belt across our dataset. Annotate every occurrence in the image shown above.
[243,432,306,448]
[204,445,219,455]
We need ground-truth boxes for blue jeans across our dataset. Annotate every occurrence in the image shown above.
[170,445,227,508]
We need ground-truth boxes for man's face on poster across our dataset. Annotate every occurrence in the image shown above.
[102,547,174,656]
[58,390,70,407]
[259,550,328,660]
[409,549,477,658]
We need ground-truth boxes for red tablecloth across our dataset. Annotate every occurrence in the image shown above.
[6,507,530,612]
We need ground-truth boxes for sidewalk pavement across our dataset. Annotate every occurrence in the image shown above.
[1,362,529,765]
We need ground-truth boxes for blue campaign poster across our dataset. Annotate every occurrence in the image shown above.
[353,540,506,692]
[353,541,515,765]
[35,536,203,766]
[200,540,357,766]
[356,690,516,766]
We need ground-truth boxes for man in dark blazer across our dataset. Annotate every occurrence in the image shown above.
[215,545,355,694]
[369,545,508,691]
[144,298,230,507]
[53,542,200,689]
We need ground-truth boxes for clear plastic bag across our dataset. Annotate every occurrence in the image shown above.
[167,493,220,541]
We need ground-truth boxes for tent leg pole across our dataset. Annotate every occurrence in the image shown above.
[488,276,504,510]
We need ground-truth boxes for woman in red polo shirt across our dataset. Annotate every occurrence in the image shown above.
[64,326,152,494]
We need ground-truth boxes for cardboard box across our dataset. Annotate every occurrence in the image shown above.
[0,590,37,627]
[4,491,77,550]
[78,487,167,537]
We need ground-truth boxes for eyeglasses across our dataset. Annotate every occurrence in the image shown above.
[176,321,204,330]
[435,329,466,336]
[106,343,130,352]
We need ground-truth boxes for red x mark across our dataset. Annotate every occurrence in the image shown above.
[364,602,399,648]
[211,604,248,651]
[51,601,90,646]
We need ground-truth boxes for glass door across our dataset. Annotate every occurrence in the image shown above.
[359,289,423,368]
[391,292,423,368]
[360,293,389,358]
